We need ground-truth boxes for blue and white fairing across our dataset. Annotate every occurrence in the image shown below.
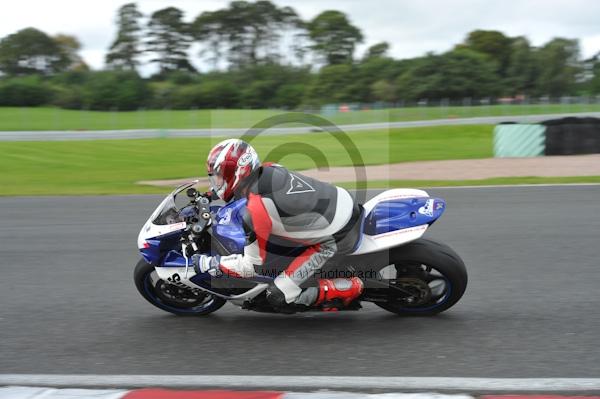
[211,198,248,255]
[349,189,445,255]
[137,183,191,266]
[137,181,249,268]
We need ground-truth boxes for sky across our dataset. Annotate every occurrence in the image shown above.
[2,0,600,74]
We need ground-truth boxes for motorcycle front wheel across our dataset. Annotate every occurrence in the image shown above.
[133,259,226,316]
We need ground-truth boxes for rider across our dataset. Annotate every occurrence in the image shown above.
[193,138,364,312]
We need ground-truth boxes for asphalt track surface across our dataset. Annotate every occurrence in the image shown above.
[1,185,599,378]
[1,112,600,141]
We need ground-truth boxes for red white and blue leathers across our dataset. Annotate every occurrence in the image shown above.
[215,163,364,308]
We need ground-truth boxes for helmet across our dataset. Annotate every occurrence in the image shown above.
[206,139,260,202]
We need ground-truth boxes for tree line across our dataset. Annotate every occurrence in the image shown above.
[0,1,599,110]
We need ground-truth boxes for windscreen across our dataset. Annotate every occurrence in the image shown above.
[150,181,198,226]
[152,195,183,225]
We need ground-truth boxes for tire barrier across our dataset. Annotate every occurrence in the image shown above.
[543,117,600,155]
[494,117,600,157]
[493,123,545,157]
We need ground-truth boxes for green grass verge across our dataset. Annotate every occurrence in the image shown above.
[339,176,600,190]
[1,103,599,131]
[0,125,492,195]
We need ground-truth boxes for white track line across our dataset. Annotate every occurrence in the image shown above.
[420,183,600,189]
[364,183,600,193]
[2,375,600,391]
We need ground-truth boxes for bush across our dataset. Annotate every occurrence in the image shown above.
[241,81,277,108]
[273,84,305,109]
[305,64,355,105]
[51,86,86,109]
[83,71,151,110]
[0,76,55,106]
[173,80,240,109]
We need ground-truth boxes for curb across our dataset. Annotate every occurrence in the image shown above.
[4,376,600,392]
[3,388,600,399]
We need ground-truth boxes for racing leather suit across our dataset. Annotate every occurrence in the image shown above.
[215,164,363,309]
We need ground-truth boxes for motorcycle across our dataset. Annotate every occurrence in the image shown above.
[134,181,467,316]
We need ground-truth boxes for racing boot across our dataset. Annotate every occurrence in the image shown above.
[314,277,364,311]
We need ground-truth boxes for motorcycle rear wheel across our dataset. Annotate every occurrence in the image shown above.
[373,238,467,316]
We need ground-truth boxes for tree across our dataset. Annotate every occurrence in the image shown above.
[462,30,513,77]
[505,36,538,95]
[0,28,68,75]
[352,56,398,102]
[229,63,309,107]
[192,9,228,69]
[364,42,390,60]
[396,49,500,101]
[371,79,396,103]
[105,3,144,70]
[586,53,600,94]
[535,38,581,97]
[146,7,195,74]
[54,34,87,71]
[306,63,355,104]
[308,10,363,65]
[193,1,304,69]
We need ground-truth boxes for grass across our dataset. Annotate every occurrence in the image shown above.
[0,103,599,131]
[0,125,493,195]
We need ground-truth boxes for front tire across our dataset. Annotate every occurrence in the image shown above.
[134,259,226,316]
[373,238,467,316]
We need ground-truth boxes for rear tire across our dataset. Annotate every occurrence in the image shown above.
[373,238,467,316]
[134,259,226,316]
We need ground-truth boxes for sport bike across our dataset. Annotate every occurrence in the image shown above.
[134,181,467,316]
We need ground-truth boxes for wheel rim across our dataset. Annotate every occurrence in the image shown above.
[378,263,452,312]
[143,270,219,314]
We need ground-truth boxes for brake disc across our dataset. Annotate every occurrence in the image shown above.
[390,277,432,306]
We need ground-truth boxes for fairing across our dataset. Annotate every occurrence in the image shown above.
[349,189,446,255]
[137,181,198,264]
[364,197,445,235]
[211,198,247,255]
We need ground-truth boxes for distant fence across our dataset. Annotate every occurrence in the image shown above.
[3,98,600,132]
[321,96,600,114]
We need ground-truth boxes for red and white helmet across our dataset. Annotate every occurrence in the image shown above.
[206,139,260,202]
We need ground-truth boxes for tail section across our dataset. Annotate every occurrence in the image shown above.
[350,189,446,255]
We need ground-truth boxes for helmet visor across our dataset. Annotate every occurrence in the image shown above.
[208,171,225,198]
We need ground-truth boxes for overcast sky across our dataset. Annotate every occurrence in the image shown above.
[2,0,600,74]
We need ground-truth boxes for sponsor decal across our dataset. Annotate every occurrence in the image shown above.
[418,199,435,217]
[435,201,444,210]
[287,174,316,194]
[237,152,253,166]
[373,224,427,239]
[167,222,187,232]
[219,208,232,225]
